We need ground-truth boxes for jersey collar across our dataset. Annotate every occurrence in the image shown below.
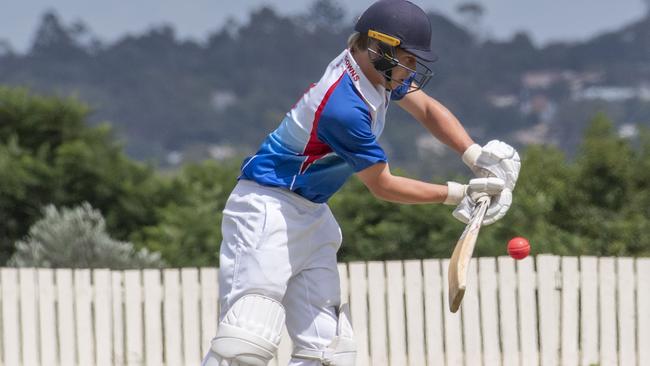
[342,49,385,111]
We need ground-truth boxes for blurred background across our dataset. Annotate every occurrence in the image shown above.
[1,0,649,267]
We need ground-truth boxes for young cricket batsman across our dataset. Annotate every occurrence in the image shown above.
[202,1,520,365]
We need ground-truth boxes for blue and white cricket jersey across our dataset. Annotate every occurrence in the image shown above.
[240,49,395,203]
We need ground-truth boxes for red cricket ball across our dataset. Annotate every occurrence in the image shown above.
[508,237,530,260]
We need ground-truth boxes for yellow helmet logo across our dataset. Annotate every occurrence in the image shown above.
[368,30,401,47]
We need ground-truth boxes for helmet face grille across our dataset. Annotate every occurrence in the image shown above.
[367,41,434,96]
[369,42,400,73]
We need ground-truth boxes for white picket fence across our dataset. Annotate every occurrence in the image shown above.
[1,255,649,366]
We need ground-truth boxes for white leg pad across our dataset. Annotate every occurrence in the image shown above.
[211,294,286,366]
[292,303,356,366]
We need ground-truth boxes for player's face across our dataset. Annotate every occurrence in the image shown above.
[388,48,418,90]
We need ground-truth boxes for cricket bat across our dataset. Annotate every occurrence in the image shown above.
[448,196,490,313]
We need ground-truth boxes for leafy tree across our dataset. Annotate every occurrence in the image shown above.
[1,0,649,169]
[130,160,240,267]
[0,87,165,263]
[9,203,164,268]
[2,85,649,267]
[477,144,585,257]
[30,11,88,58]
[332,114,650,260]
[575,113,634,211]
[330,171,465,261]
[537,113,646,256]
[476,115,650,257]
[0,137,55,262]
[303,0,346,30]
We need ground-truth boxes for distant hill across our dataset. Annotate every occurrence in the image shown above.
[1,0,648,176]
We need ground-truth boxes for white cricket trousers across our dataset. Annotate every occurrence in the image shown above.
[217,179,343,366]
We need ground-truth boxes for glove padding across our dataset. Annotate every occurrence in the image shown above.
[452,188,512,226]
[201,352,246,366]
[459,140,520,225]
[462,140,521,190]
[445,178,508,225]
[444,177,505,206]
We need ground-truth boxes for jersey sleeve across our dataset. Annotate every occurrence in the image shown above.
[317,103,388,172]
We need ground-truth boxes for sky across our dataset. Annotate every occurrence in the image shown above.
[2,0,648,53]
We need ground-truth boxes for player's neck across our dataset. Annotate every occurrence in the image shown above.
[350,48,387,89]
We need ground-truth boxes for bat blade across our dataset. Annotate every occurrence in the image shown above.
[448,197,490,313]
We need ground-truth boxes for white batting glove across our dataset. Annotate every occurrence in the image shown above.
[201,351,242,366]
[453,189,512,225]
[445,178,509,225]
[462,140,521,190]
[444,178,505,205]
[459,140,520,225]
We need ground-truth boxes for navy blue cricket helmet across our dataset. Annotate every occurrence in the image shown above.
[355,0,437,62]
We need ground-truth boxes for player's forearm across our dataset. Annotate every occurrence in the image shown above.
[398,91,474,154]
[366,173,448,204]
[420,98,474,154]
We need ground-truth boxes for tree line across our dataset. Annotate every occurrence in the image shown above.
[1,0,648,174]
